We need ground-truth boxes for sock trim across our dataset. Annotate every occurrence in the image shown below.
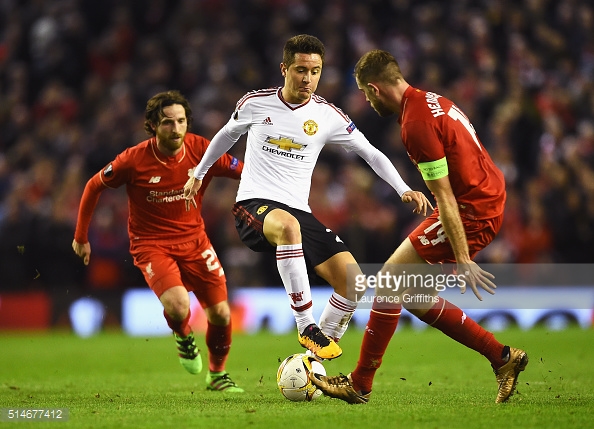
[371,309,402,317]
[292,300,313,312]
[276,250,304,260]
[329,294,357,312]
[426,297,446,326]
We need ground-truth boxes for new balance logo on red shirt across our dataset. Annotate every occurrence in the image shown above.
[148,176,161,183]
[262,117,273,125]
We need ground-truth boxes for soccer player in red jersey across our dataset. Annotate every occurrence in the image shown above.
[72,90,245,392]
[310,50,528,404]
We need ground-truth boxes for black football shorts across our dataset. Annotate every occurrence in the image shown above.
[232,199,349,267]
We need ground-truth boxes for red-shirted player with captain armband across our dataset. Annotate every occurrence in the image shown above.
[310,50,528,404]
[72,90,245,392]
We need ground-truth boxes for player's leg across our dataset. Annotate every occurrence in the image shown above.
[202,300,244,392]
[405,215,528,403]
[233,200,339,359]
[130,241,203,375]
[181,237,244,392]
[348,239,419,394]
[408,296,527,402]
[290,212,358,358]
[314,251,359,342]
[160,286,192,336]
[310,239,415,402]
[159,286,202,374]
[263,208,341,359]
[263,208,317,331]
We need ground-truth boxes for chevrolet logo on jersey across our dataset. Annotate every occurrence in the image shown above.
[263,136,307,160]
[266,136,306,151]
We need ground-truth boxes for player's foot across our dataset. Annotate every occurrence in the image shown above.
[206,371,244,392]
[174,332,203,374]
[298,324,342,360]
[493,346,528,403]
[309,372,370,404]
[304,349,326,361]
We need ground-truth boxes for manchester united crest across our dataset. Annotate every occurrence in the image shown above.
[303,120,318,136]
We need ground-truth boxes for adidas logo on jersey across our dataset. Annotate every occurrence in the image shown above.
[262,117,273,125]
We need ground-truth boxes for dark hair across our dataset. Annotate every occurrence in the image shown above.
[144,90,193,136]
[283,34,325,67]
[354,49,404,85]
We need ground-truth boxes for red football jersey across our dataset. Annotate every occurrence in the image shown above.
[75,133,242,245]
[399,86,505,220]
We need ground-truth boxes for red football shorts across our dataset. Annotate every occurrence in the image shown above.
[130,236,227,308]
[408,211,503,264]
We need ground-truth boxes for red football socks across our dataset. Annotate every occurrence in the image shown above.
[206,321,232,372]
[351,304,402,393]
[164,309,192,338]
[419,297,507,368]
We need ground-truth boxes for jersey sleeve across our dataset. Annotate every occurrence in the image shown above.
[74,151,132,242]
[323,106,361,149]
[208,152,243,180]
[73,173,105,243]
[402,120,448,181]
[402,120,446,164]
[99,149,134,189]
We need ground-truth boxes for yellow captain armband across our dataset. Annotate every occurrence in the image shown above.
[418,157,448,180]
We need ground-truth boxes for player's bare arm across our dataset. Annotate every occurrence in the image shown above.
[401,190,433,216]
[424,176,496,301]
[72,240,91,266]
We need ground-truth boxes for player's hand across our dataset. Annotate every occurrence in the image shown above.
[72,239,91,266]
[401,190,434,216]
[185,197,198,211]
[183,176,203,200]
[457,260,496,301]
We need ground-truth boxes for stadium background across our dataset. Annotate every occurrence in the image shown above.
[0,0,593,332]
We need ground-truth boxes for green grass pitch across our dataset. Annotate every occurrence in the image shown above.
[1,326,593,428]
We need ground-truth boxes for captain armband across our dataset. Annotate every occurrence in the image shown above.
[418,157,448,180]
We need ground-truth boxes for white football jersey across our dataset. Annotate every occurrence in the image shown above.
[194,87,410,212]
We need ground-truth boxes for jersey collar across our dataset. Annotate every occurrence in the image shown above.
[399,86,417,124]
[278,87,311,110]
[151,138,186,165]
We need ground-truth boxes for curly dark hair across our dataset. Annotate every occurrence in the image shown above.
[282,34,325,67]
[144,90,193,136]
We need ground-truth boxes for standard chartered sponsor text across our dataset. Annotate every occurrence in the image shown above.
[147,189,185,203]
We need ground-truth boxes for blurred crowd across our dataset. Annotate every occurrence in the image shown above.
[1,0,593,308]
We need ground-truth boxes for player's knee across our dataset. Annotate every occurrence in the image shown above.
[206,302,231,325]
[161,295,190,320]
[277,217,301,243]
[265,211,301,244]
[209,312,230,326]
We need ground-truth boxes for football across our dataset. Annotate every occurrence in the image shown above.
[276,353,326,401]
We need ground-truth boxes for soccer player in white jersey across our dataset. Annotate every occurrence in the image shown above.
[184,34,431,360]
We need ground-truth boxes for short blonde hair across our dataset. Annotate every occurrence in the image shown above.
[354,49,403,85]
